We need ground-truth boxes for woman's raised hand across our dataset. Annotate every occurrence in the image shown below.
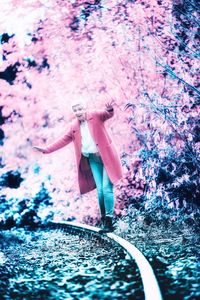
[105,99,115,111]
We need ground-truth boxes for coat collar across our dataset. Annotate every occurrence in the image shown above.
[85,112,93,121]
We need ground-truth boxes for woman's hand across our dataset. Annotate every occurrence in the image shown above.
[105,99,115,111]
[33,146,46,154]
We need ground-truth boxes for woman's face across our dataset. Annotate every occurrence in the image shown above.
[72,104,86,121]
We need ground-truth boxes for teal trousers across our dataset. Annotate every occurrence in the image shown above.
[88,153,114,218]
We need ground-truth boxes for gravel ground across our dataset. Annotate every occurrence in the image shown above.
[0,227,144,300]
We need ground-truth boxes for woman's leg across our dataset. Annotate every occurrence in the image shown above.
[88,156,105,218]
[102,166,114,217]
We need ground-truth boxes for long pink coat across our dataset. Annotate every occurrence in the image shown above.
[43,109,123,194]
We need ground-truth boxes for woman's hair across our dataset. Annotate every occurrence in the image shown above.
[71,98,87,110]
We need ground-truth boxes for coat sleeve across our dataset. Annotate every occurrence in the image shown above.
[96,108,114,122]
[43,129,73,154]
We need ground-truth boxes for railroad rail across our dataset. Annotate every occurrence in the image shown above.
[48,220,163,300]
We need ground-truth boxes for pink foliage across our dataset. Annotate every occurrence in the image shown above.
[0,0,199,222]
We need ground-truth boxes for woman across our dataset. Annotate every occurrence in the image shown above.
[33,99,123,231]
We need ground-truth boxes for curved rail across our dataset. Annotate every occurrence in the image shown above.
[49,220,163,300]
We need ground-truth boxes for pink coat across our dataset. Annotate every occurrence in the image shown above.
[44,109,123,194]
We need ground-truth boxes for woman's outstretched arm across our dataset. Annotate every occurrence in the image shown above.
[33,130,73,154]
